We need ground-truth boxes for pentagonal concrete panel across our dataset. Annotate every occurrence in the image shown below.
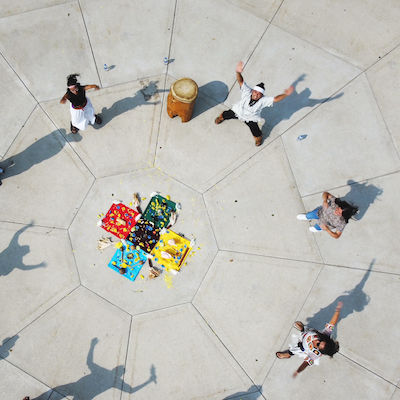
[282,74,400,196]
[42,78,163,177]
[0,2,99,102]
[0,222,79,340]
[274,0,400,70]
[157,76,268,193]
[80,0,175,88]
[367,45,400,155]
[0,107,94,228]
[301,174,400,274]
[264,352,394,400]
[0,56,37,158]
[69,167,218,314]
[293,264,400,385]
[204,138,322,262]
[168,0,268,103]
[0,287,131,400]
[193,251,321,383]
[224,25,360,138]
[122,304,254,400]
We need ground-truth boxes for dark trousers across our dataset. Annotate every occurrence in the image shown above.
[222,110,262,138]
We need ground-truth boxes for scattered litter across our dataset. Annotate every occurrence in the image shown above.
[97,236,113,252]
[164,274,173,288]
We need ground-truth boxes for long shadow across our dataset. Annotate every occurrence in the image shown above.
[0,129,77,182]
[31,338,156,400]
[222,384,263,399]
[191,81,229,119]
[260,73,344,137]
[0,335,19,359]
[341,179,383,221]
[95,79,227,124]
[305,259,375,337]
[0,223,46,277]
[93,80,162,129]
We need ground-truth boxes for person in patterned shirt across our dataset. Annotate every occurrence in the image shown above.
[276,302,343,377]
[296,191,358,239]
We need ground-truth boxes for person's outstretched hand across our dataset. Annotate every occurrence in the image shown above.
[285,86,294,96]
[236,61,244,73]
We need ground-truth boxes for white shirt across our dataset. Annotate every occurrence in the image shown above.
[231,82,274,122]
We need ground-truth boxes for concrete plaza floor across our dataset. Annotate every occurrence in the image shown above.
[1,1,400,399]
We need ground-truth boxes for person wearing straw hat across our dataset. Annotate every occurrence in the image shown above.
[215,61,294,146]
[60,73,102,134]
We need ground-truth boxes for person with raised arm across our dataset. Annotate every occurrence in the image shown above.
[215,61,294,146]
[276,302,343,377]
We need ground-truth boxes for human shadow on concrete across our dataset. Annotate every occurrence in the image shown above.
[93,80,162,129]
[222,384,263,399]
[191,81,229,119]
[341,179,383,221]
[305,259,374,337]
[0,335,19,359]
[260,74,344,137]
[0,223,46,277]
[31,338,156,400]
[0,129,78,182]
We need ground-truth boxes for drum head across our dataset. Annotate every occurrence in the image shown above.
[171,78,198,103]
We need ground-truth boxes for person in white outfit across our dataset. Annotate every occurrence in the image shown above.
[60,73,102,134]
[215,61,294,146]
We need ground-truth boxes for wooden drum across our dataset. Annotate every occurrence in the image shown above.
[167,78,198,122]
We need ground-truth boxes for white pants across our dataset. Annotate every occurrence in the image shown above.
[70,98,95,131]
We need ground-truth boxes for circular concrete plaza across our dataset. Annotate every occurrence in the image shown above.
[1,1,400,399]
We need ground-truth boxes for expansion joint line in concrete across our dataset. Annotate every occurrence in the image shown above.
[154,0,178,165]
[0,52,38,106]
[363,50,400,163]
[120,316,134,399]
[77,1,103,88]
[189,248,219,302]
[191,302,262,394]
[340,352,398,388]
[225,0,284,98]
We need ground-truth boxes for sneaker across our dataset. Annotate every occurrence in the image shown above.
[296,214,308,220]
[309,227,321,233]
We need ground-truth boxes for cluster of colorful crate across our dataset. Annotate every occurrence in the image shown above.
[99,194,193,281]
